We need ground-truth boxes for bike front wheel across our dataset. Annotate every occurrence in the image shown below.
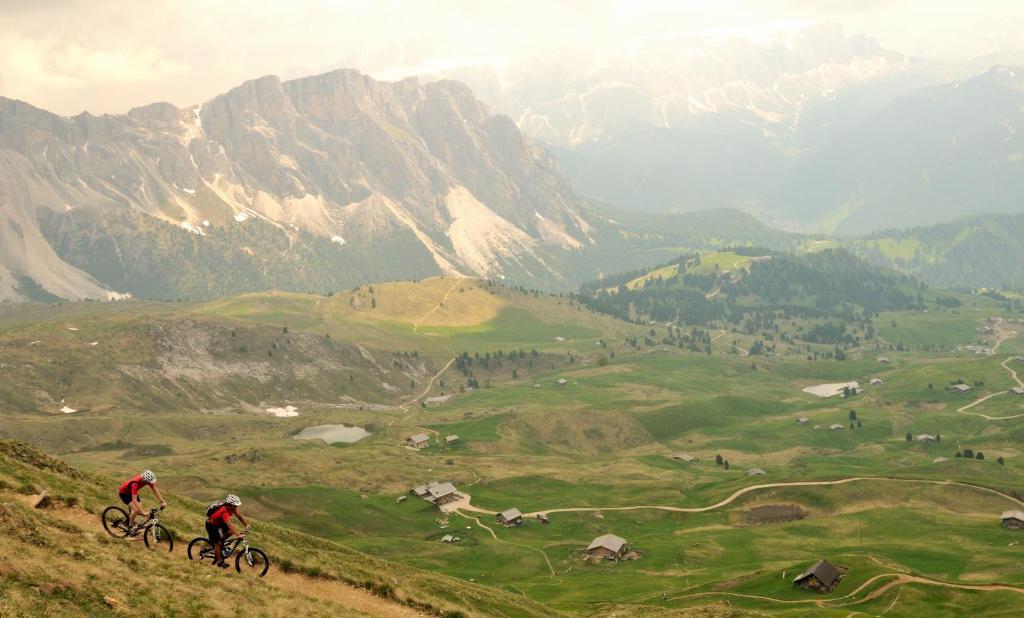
[187,537,215,562]
[101,506,130,538]
[236,547,270,577]
[144,524,174,552]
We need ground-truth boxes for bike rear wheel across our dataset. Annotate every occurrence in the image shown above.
[101,506,131,538]
[236,547,270,577]
[144,524,174,552]
[187,537,215,563]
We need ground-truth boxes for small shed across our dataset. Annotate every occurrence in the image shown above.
[445,434,459,445]
[497,508,524,527]
[407,433,430,448]
[440,534,455,543]
[877,356,890,364]
[587,534,628,561]
[1011,387,1024,396]
[793,559,843,593]
[1002,510,1024,529]
[813,425,823,430]
[948,384,972,394]
[829,424,845,431]
[673,453,698,463]
[556,378,568,386]
[916,434,937,443]
[869,378,883,386]
[796,417,809,426]
[747,468,767,476]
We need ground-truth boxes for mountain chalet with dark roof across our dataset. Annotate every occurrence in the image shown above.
[409,481,460,508]
[1002,510,1024,529]
[586,534,628,561]
[496,508,524,527]
[407,433,431,448]
[793,559,844,593]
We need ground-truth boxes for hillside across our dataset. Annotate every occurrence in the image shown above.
[844,214,1024,292]
[0,440,551,617]
[579,248,922,326]
[0,277,643,453]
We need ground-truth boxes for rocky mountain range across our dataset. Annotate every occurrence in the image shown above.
[0,69,643,301]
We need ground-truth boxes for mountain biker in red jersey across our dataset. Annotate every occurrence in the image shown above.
[118,470,166,533]
[207,494,251,568]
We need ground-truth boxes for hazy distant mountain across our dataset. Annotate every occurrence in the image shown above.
[767,66,1024,234]
[433,25,946,219]
[0,69,633,300]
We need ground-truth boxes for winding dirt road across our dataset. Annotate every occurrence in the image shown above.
[452,476,1024,518]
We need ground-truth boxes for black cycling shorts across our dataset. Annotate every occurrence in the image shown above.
[119,492,139,506]
[206,521,230,545]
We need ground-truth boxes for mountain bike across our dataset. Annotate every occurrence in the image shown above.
[101,504,173,552]
[187,530,270,577]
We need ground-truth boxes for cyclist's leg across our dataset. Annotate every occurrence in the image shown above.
[119,492,140,528]
[206,522,226,565]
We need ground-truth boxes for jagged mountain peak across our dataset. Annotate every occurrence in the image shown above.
[0,67,596,301]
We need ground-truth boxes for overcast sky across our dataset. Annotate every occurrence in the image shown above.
[2,0,1023,115]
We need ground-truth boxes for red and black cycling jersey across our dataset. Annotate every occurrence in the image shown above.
[207,504,237,526]
[118,475,153,498]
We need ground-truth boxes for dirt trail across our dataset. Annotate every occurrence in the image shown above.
[956,355,1024,420]
[452,511,556,578]
[667,572,1024,608]
[35,501,425,618]
[389,277,466,423]
[449,477,1024,518]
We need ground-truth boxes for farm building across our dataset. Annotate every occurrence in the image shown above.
[1002,510,1024,529]
[410,481,460,507]
[445,434,459,445]
[793,559,843,593]
[916,434,937,443]
[829,424,845,431]
[796,417,809,426]
[673,453,698,462]
[587,534,628,561]
[440,534,455,543]
[877,357,890,364]
[407,433,430,448]
[747,468,767,476]
[556,378,568,386]
[1012,387,1024,396]
[948,384,972,394]
[870,378,883,386]
[496,508,524,527]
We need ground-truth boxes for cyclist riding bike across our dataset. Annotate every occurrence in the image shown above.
[206,494,251,568]
[117,470,166,534]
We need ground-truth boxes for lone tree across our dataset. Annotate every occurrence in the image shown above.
[997,456,1006,465]
[905,432,913,442]
[849,410,857,421]
[936,434,941,443]
[715,454,724,465]
[723,460,730,470]
[857,420,862,428]
[963,448,975,459]
[976,452,985,460]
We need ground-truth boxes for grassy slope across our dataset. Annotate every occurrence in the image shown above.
[5,285,1024,615]
[0,440,553,617]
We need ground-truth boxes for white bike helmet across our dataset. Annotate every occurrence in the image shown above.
[141,470,156,483]
[225,494,241,506]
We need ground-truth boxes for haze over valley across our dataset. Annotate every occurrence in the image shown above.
[4,2,1024,616]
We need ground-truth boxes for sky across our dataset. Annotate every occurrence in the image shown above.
[2,0,1023,115]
